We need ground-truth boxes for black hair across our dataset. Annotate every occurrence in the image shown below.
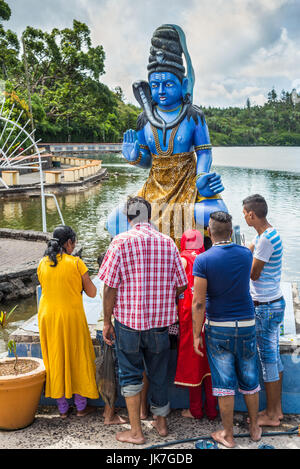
[147,25,185,82]
[123,196,152,224]
[242,194,268,219]
[44,225,76,267]
[209,211,233,239]
[97,251,107,268]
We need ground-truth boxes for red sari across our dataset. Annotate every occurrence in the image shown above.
[174,230,217,419]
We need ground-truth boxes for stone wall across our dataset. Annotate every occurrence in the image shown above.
[0,228,51,242]
[0,229,82,303]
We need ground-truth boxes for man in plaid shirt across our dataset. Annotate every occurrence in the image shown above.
[99,196,187,445]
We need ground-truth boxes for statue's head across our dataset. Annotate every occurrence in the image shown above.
[147,24,194,107]
[149,72,188,108]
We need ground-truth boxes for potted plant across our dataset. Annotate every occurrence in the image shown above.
[0,304,18,328]
[0,307,46,430]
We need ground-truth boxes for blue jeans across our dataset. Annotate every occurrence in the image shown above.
[205,324,260,396]
[114,320,170,417]
[255,297,285,382]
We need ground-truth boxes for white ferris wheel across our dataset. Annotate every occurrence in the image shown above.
[0,96,63,232]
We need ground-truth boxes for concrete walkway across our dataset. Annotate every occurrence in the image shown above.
[16,166,73,186]
[0,238,45,275]
[0,406,299,449]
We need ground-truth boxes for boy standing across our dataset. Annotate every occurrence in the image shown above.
[243,194,285,426]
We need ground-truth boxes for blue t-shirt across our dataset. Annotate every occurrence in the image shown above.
[193,244,254,321]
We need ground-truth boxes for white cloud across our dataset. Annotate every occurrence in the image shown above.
[240,27,300,80]
[180,0,297,106]
[83,0,298,107]
[250,94,268,106]
[6,0,300,107]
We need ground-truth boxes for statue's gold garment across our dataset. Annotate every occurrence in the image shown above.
[138,124,198,247]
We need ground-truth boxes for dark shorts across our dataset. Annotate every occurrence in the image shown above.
[114,319,170,417]
[205,323,260,396]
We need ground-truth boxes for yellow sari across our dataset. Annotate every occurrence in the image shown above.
[37,254,99,400]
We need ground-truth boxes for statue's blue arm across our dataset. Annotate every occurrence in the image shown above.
[193,117,224,197]
[194,118,212,174]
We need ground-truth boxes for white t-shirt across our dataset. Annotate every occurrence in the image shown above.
[250,227,283,302]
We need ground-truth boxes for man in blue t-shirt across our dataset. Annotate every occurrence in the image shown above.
[192,211,261,448]
[243,194,285,428]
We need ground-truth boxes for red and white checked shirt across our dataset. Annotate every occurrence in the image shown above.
[98,223,188,330]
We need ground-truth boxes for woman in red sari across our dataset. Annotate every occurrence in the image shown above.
[174,230,218,420]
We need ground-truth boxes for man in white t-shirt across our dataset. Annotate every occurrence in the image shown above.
[243,194,285,427]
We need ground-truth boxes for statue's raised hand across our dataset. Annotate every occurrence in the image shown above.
[122,129,140,163]
[196,172,224,198]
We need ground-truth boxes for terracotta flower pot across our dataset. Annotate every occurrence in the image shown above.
[0,357,46,430]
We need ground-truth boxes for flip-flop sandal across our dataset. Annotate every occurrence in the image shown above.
[258,444,275,449]
[195,439,219,449]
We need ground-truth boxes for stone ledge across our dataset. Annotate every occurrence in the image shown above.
[0,229,82,302]
[0,228,51,242]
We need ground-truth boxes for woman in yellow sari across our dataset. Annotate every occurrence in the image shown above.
[37,225,99,418]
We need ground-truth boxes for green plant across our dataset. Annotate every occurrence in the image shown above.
[7,339,18,371]
[0,304,18,328]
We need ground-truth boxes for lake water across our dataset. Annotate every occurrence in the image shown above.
[0,146,300,353]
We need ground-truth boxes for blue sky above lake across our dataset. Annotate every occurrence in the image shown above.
[5,0,300,108]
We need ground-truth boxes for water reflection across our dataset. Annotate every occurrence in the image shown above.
[2,201,23,221]
[46,197,57,213]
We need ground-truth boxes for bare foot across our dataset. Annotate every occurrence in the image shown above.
[151,417,168,437]
[247,409,283,425]
[181,409,196,419]
[206,413,218,421]
[140,407,149,420]
[104,413,128,425]
[76,406,96,417]
[256,413,281,427]
[116,429,145,445]
[258,409,283,420]
[211,430,235,448]
[249,424,262,442]
[59,406,73,419]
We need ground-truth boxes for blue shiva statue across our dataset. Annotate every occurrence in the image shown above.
[106,24,228,246]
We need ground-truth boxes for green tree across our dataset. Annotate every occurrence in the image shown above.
[18,21,114,142]
[0,0,11,21]
[0,0,20,81]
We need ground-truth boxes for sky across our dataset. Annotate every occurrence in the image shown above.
[5,0,300,108]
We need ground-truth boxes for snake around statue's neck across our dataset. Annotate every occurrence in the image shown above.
[133,80,190,146]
